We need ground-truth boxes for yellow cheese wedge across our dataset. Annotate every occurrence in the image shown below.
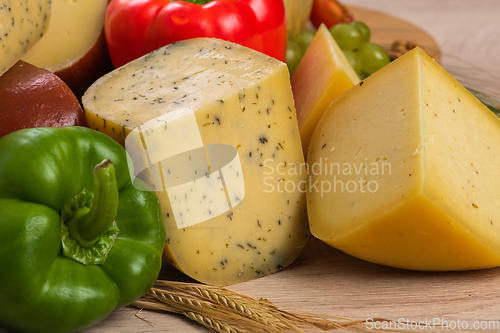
[0,0,51,76]
[82,38,309,286]
[291,24,359,156]
[307,47,500,271]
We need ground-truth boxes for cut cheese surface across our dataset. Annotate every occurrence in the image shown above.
[291,24,359,156]
[0,0,51,76]
[307,47,500,271]
[83,38,309,286]
[21,0,107,72]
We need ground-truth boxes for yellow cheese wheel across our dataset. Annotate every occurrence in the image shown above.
[284,0,314,40]
[83,38,309,286]
[308,47,500,271]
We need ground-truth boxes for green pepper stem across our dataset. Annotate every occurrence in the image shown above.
[68,159,119,247]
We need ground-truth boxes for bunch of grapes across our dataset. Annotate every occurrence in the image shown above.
[330,21,390,78]
[287,21,390,78]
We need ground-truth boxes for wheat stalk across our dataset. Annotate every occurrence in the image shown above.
[156,281,289,330]
[130,280,418,333]
[182,311,244,333]
[139,286,290,333]
[148,288,217,312]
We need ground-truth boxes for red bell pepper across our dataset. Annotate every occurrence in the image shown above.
[104,0,287,68]
[310,0,353,29]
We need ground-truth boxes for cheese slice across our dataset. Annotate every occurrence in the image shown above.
[307,47,500,271]
[291,24,359,157]
[0,0,51,76]
[82,38,309,286]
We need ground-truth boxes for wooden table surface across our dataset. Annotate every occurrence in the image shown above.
[7,1,499,333]
[80,1,500,332]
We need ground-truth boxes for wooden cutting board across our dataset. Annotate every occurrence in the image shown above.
[350,6,442,62]
[80,7,497,333]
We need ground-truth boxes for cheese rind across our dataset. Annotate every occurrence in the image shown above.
[291,24,359,156]
[307,47,500,271]
[0,60,86,138]
[83,38,309,285]
[0,0,51,75]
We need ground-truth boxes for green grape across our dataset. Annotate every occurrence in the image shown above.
[294,30,316,54]
[357,42,390,75]
[343,50,362,75]
[329,23,363,51]
[351,21,371,44]
[286,41,303,76]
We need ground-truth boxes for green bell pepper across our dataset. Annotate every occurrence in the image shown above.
[0,127,166,333]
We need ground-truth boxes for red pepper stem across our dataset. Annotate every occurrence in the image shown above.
[69,159,119,247]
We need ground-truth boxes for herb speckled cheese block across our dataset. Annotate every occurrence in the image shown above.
[0,0,51,76]
[308,47,500,271]
[82,38,309,285]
